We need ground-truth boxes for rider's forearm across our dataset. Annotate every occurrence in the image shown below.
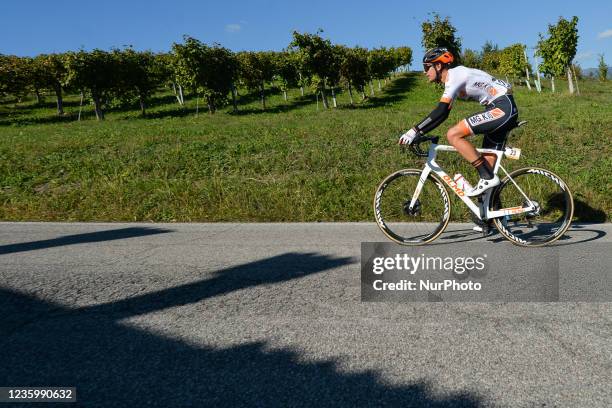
[413,102,451,134]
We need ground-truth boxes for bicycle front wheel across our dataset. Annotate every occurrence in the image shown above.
[491,167,574,246]
[374,169,451,245]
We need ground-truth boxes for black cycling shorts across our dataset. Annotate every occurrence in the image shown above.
[465,94,519,150]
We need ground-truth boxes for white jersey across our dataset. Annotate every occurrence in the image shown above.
[441,66,512,106]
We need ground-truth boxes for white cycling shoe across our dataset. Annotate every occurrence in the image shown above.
[465,175,500,197]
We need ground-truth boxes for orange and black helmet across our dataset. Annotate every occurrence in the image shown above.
[422,47,454,69]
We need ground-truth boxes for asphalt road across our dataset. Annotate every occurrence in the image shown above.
[1,222,610,407]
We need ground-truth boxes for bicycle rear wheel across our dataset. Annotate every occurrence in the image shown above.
[374,169,450,245]
[491,167,574,246]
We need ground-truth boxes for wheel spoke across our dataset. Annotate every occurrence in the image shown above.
[492,168,573,246]
[374,170,450,245]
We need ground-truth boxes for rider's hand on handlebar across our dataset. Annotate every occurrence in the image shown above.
[398,128,421,145]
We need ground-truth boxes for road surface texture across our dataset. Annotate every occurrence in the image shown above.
[1,222,610,407]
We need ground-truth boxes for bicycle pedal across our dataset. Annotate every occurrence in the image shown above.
[478,219,494,237]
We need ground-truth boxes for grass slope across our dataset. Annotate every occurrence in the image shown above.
[0,74,610,222]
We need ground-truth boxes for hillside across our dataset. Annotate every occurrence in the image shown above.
[0,73,610,222]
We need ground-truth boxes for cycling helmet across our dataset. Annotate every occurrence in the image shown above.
[422,47,454,65]
[422,47,454,82]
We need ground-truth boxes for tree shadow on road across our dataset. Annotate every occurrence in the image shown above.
[1,251,482,407]
[0,227,172,255]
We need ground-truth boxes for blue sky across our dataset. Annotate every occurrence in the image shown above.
[1,0,610,68]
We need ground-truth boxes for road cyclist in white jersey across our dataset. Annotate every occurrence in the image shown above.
[398,47,519,232]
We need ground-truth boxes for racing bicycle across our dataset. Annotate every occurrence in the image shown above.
[373,122,574,246]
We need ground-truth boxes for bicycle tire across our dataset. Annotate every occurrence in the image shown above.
[490,167,574,247]
[374,169,451,245]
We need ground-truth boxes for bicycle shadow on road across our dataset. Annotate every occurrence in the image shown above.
[0,227,172,256]
[1,252,482,407]
[485,224,607,246]
[432,228,499,246]
[425,225,606,247]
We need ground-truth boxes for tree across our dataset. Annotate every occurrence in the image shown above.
[368,47,395,92]
[158,52,185,105]
[327,46,344,107]
[338,46,369,105]
[0,55,30,102]
[598,54,608,82]
[26,57,50,104]
[421,13,462,64]
[273,51,300,101]
[462,49,482,69]
[172,37,238,114]
[290,31,335,109]
[201,44,238,113]
[63,49,118,120]
[171,36,205,106]
[481,41,501,73]
[237,51,276,110]
[112,48,166,116]
[571,63,582,80]
[284,48,310,97]
[498,44,531,83]
[393,47,413,72]
[537,16,579,93]
[0,55,7,97]
[37,54,68,115]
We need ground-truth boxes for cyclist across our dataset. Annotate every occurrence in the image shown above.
[398,47,519,197]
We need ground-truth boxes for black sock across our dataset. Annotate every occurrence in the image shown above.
[471,156,494,180]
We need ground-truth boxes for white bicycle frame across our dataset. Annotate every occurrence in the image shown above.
[409,142,536,221]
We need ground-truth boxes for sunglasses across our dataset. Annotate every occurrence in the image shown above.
[423,63,433,72]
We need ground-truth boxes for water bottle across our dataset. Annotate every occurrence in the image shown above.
[504,146,521,160]
[453,174,473,192]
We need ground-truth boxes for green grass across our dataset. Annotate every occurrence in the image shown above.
[0,74,610,222]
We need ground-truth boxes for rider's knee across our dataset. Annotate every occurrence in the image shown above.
[447,120,472,144]
[446,127,462,144]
